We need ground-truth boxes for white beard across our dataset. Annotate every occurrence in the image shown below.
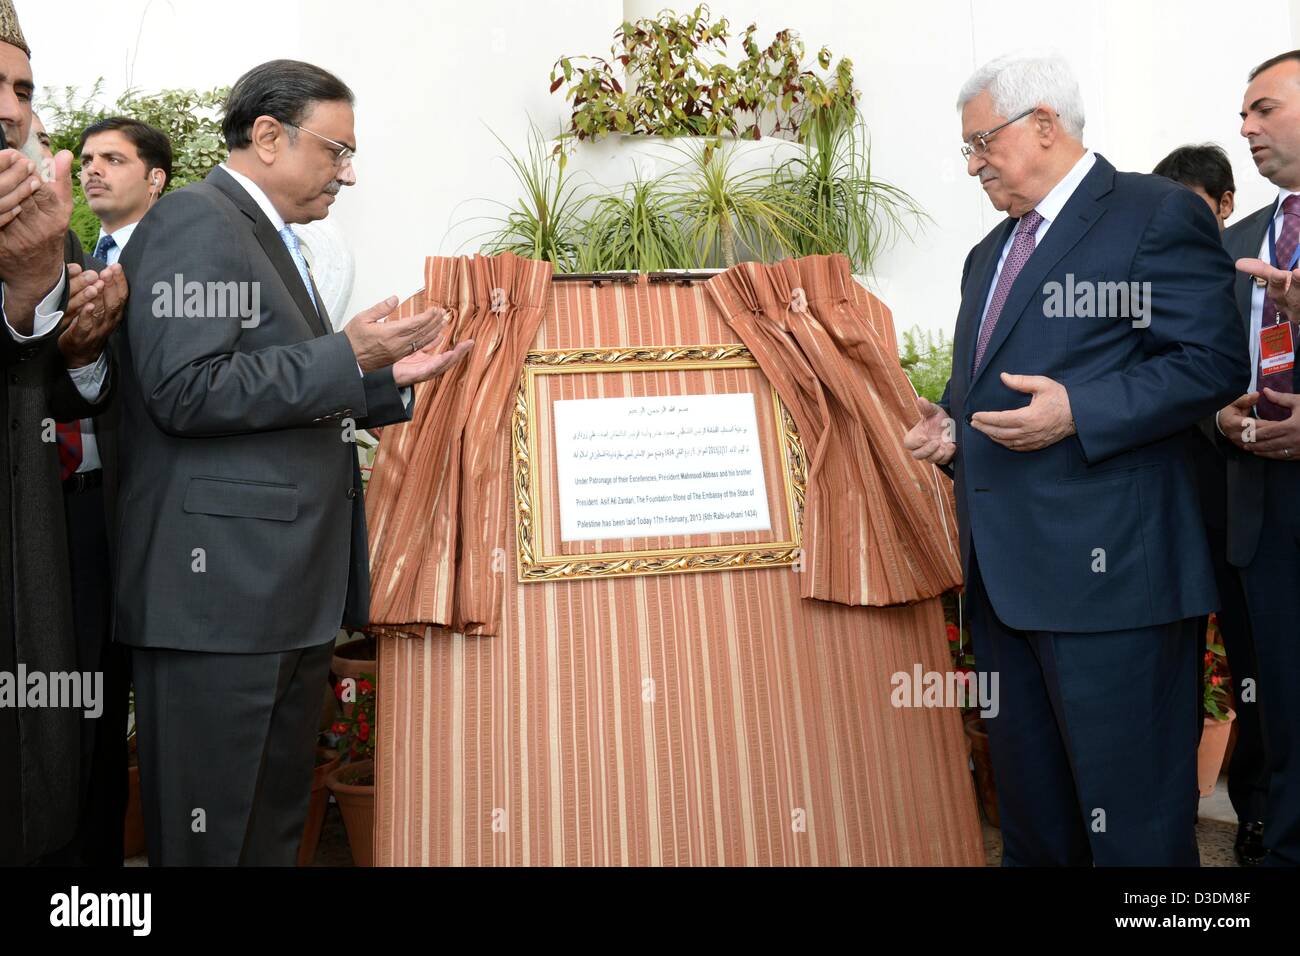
[19,127,53,181]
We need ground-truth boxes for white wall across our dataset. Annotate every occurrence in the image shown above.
[23,0,1299,339]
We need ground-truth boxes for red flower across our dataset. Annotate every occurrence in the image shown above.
[333,681,345,700]
[945,623,959,643]
[358,679,373,696]
[1211,676,1221,686]
[330,721,347,735]
[358,723,371,742]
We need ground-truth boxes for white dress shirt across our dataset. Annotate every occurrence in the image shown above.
[0,265,110,406]
[1246,188,1300,393]
[978,150,1098,336]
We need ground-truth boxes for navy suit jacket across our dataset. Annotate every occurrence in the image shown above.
[1221,202,1280,568]
[940,154,1250,632]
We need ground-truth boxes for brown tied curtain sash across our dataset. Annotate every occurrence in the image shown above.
[365,252,553,638]
[704,254,961,606]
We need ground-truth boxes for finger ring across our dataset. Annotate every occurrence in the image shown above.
[1286,448,1293,458]
[409,341,417,355]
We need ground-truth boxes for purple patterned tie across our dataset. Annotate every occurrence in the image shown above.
[1257,194,1300,420]
[973,209,1044,373]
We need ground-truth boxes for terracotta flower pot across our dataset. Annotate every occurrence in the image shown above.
[962,714,1000,829]
[331,635,378,719]
[1198,709,1236,797]
[327,759,375,867]
[298,747,343,866]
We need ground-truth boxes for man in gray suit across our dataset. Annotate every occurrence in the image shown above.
[116,59,473,865]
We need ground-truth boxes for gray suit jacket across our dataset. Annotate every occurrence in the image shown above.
[114,166,410,653]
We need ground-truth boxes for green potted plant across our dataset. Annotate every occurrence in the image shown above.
[477,121,590,271]
[549,4,856,144]
[662,137,802,267]
[575,173,693,272]
[1197,620,1236,797]
[899,326,954,403]
[326,673,376,866]
[770,104,928,274]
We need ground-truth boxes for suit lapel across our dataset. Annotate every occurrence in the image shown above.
[955,221,1013,388]
[205,166,330,338]
[308,272,332,332]
[1227,204,1274,335]
[970,155,1114,389]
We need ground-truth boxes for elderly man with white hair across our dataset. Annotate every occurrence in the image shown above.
[904,52,1250,865]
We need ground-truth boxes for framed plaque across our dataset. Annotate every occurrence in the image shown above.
[512,345,807,582]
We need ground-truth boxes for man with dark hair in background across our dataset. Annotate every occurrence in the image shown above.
[1154,143,1268,866]
[1155,144,1237,230]
[116,59,473,865]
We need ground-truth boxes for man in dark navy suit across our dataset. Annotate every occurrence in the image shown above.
[1154,144,1269,867]
[904,53,1249,865]
[1215,49,1300,868]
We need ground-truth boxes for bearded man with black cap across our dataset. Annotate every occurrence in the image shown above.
[0,0,123,864]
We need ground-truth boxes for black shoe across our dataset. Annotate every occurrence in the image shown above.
[1234,821,1268,867]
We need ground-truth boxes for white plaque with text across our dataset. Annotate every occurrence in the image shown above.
[552,393,772,542]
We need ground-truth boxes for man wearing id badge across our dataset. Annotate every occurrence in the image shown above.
[1217,48,1300,867]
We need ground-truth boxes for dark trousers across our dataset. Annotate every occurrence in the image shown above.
[1196,520,1268,825]
[132,638,333,866]
[968,551,1201,866]
[1239,462,1300,866]
[43,478,129,866]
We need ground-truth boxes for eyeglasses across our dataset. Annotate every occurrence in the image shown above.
[285,123,355,168]
[960,109,1035,160]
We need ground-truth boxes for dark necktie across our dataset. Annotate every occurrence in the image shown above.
[973,209,1044,373]
[93,234,116,262]
[1257,194,1300,421]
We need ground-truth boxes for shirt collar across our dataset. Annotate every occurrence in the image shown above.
[98,221,139,251]
[220,162,287,232]
[1274,188,1300,220]
[1032,150,1097,226]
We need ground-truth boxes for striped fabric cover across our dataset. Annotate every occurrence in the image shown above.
[370,257,982,865]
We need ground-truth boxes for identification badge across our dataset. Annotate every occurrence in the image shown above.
[1260,322,1296,375]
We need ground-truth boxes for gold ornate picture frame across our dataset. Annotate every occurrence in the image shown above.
[512,345,807,583]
